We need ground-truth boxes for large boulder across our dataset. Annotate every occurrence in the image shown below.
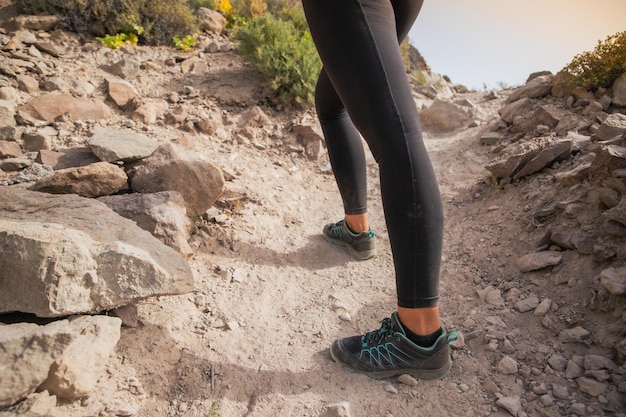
[35,147,100,170]
[39,315,122,400]
[485,136,553,179]
[18,92,111,123]
[105,77,139,109]
[0,99,17,140]
[0,320,74,408]
[612,72,626,108]
[419,99,473,134]
[129,143,224,218]
[0,315,121,407]
[88,127,158,163]
[499,97,536,124]
[510,105,564,134]
[0,140,21,159]
[506,74,554,103]
[591,113,626,142]
[196,7,227,34]
[29,161,128,198]
[0,188,194,317]
[98,191,194,259]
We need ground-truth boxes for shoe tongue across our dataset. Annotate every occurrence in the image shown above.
[390,313,408,336]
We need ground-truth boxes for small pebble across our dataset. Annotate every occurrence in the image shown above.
[485,340,499,351]
[497,356,518,375]
[384,384,398,394]
[501,339,515,354]
[540,394,554,406]
[398,374,418,386]
[339,312,352,322]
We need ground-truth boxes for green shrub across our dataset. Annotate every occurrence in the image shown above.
[411,69,428,86]
[135,0,198,46]
[15,0,198,46]
[265,0,300,15]
[275,4,308,33]
[187,0,217,12]
[562,31,626,90]
[173,35,196,51]
[400,38,411,71]
[231,0,267,18]
[97,24,143,49]
[235,13,321,107]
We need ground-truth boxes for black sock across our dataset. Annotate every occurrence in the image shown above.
[344,221,366,235]
[400,322,442,347]
[345,221,357,234]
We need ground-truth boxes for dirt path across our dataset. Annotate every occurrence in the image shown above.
[98,93,525,417]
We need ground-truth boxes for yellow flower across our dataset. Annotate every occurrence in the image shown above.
[217,0,233,15]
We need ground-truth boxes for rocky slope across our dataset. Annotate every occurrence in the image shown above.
[0,4,625,417]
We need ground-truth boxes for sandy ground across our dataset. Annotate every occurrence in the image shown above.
[100,91,536,417]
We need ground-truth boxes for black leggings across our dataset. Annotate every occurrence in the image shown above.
[302,0,442,308]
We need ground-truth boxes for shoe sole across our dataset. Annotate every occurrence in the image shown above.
[323,235,377,261]
[329,347,452,380]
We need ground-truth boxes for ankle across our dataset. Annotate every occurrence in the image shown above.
[397,306,440,336]
[345,214,369,234]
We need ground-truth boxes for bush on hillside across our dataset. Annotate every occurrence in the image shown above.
[265,0,300,15]
[137,1,198,45]
[15,0,198,46]
[15,0,113,34]
[235,12,321,107]
[275,4,309,33]
[187,0,217,12]
[231,0,267,18]
[561,30,626,90]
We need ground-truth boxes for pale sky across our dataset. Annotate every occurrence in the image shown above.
[409,0,626,90]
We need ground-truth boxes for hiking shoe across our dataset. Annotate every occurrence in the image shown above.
[322,219,376,260]
[330,312,458,380]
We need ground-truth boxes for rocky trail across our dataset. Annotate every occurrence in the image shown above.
[0,4,625,417]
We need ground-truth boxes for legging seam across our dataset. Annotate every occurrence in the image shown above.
[356,0,420,299]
